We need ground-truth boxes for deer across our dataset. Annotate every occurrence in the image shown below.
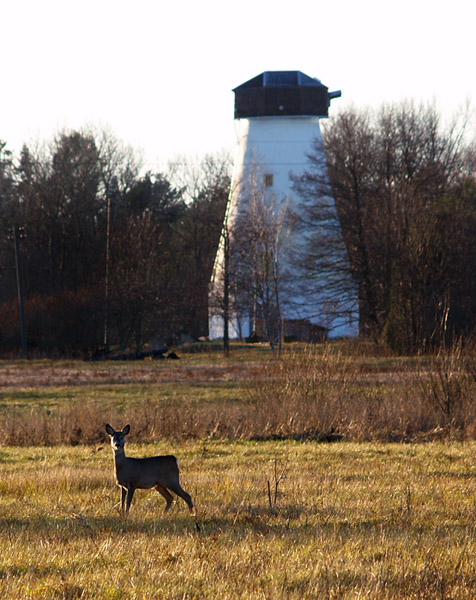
[105,424,194,517]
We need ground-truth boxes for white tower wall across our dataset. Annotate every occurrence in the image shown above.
[232,116,322,205]
[209,72,359,341]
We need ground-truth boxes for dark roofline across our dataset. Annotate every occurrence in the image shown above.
[233,71,327,91]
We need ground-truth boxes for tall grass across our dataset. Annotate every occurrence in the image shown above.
[244,344,476,441]
[0,343,475,445]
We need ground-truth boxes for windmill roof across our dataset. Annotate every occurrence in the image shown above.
[233,71,326,91]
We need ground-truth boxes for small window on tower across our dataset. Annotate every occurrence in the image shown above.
[264,174,274,188]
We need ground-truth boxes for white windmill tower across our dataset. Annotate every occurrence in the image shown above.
[209,70,358,341]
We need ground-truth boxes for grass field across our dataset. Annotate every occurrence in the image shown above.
[2,440,476,598]
[1,342,476,598]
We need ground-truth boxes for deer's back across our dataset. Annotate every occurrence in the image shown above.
[116,454,179,490]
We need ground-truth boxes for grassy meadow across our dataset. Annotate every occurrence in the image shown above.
[1,342,476,598]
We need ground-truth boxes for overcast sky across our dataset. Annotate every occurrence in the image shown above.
[3,0,474,169]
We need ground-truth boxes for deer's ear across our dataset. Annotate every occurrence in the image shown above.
[122,424,131,436]
[106,424,115,436]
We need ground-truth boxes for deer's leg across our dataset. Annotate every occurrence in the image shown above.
[125,485,135,515]
[155,484,174,512]
[121,487,127,516]
[168,482,194,513]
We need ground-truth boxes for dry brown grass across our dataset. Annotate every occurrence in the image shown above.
[243,344,476,442]
[0,342,475,446]
[2,343,476,597]
[0,359,264,389]
[2,441,476,598]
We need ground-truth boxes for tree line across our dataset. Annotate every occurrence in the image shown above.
[1,101,475,356]
[294,101,476,351]
[0,129,230,355]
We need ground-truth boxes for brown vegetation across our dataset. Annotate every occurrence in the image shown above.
[2,344,476,597]
[1,343,475,446]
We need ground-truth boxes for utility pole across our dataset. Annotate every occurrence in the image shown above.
[103,195,111,348]
[222,221,230,358]
[12,226,27,357]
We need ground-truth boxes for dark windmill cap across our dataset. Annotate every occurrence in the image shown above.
[233,70,341,119]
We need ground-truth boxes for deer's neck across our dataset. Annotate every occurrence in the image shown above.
[113,448,127,471]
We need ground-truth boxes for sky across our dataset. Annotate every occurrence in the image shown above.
[2,0,475,170]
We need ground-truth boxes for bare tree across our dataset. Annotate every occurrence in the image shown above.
[176,153,231,340]
[108,212,166,353]
[290,129,359,336]
[229,171,291,355]
[297,101,475,350]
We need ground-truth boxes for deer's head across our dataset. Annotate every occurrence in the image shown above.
[106,424,130,452]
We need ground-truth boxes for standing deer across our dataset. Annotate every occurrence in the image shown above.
[105,424,194,516]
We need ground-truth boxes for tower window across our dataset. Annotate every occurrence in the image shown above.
[264,174,274,188]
